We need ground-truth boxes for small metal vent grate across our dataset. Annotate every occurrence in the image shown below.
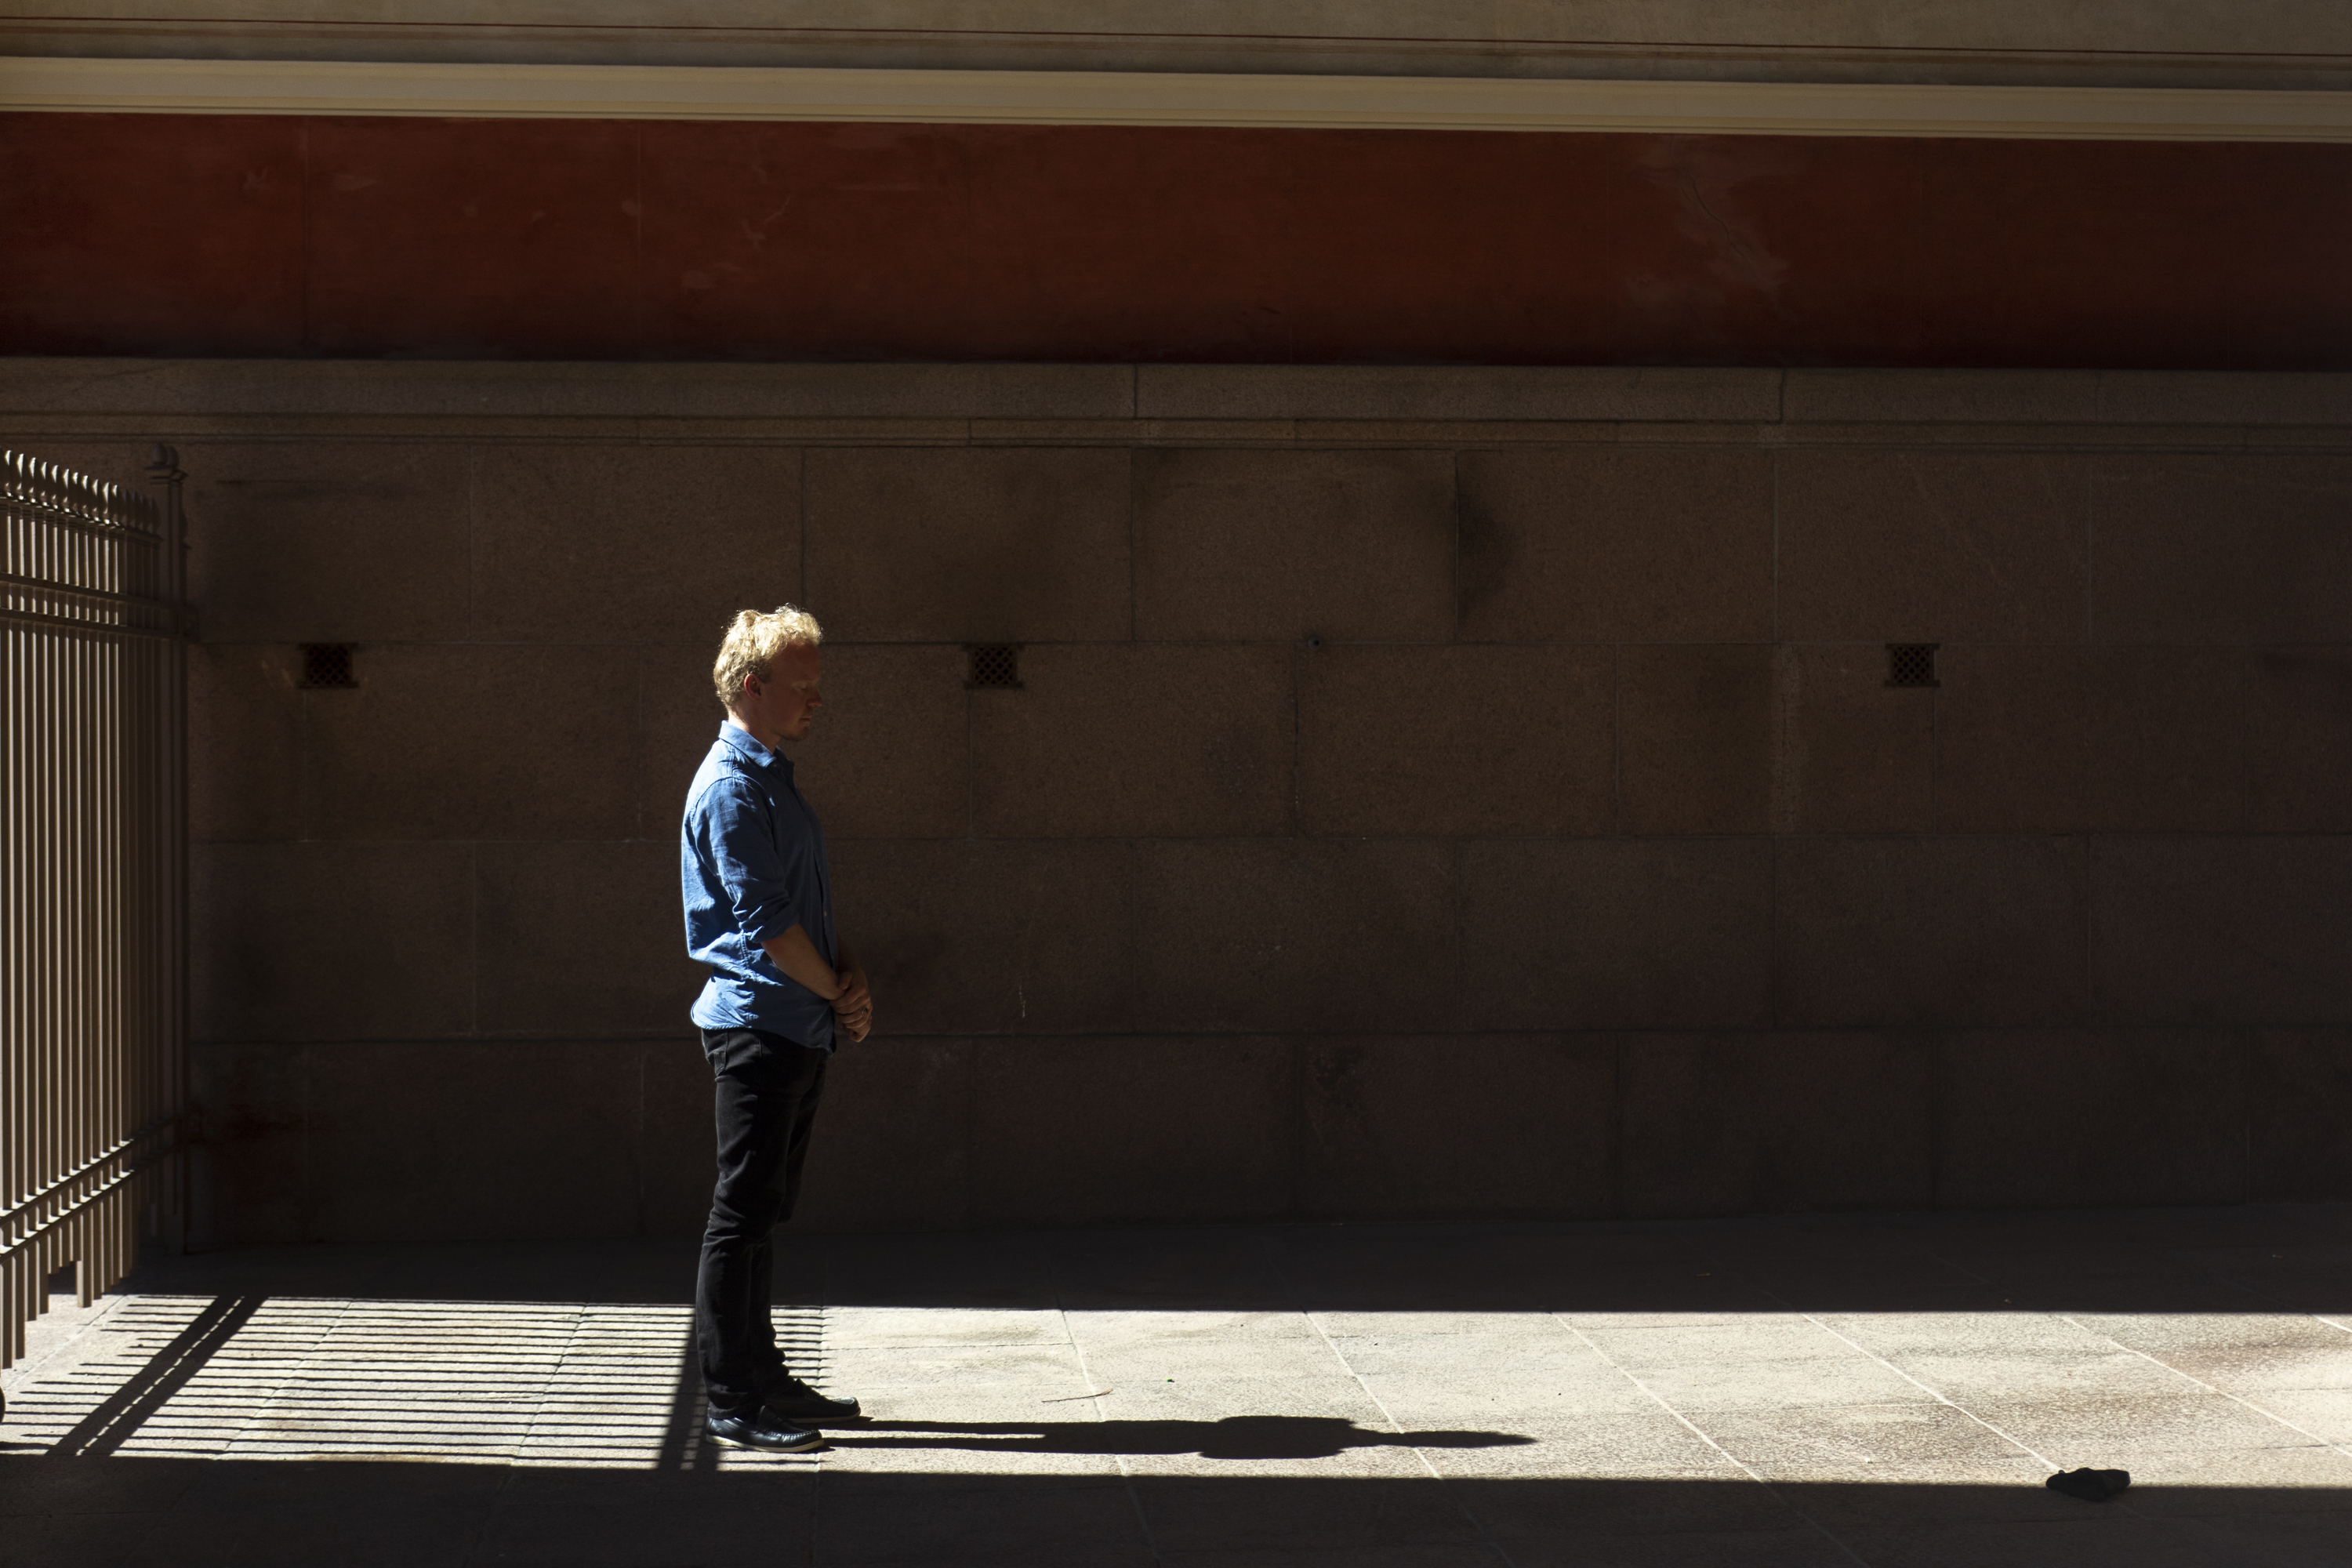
[966,644,1022,689]
[1886,643,1940,688]
[300,644,357,689]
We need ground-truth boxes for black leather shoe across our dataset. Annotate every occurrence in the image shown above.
[706,1411,826,1453]
[763,1377,862,1424]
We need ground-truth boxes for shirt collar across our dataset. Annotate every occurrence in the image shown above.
[718,721,791,780]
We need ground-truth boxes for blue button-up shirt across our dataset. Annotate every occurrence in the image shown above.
[681,724,837,1050]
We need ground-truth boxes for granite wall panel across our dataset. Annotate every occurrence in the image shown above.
[1298,644,1613,837]
[474,840,705,1036]
[117,385,2352,1239]
[470,443,801,643]
[2091,837,2352,1025]
[2249,1029,2352,1202]
[1133,838,1455,1033]
[186,441,474,644]
[789,644,973,840]
[1618,644,1775,835]
[1619,1033,1933,1218]
[1460,838,1774,1031]
[1133,448,1454,643]
[2092,455,2352,644]
[971,643,1294,837]
[637,1034,722,1240]
[192,840,476,1043]
[1456,448,1773,643]
[1775,837,2088,1029]
[187,644,303,843]
[794,1039,978,1233]
[830,838,1139,1034]
[186,1040,307,1250]
[1936,1031,2249,1208]
[2246,650,2352,833]
[640,641,735,838]
[1300,1035,1615,1221]
[306,1039,644,1242]
[1932,645,2245,833]
[1777,450,2090,643]
[1769,645,1935,834]
[968,1036,1295,1225]
[804,447,1132,643]
[299,642,641,840]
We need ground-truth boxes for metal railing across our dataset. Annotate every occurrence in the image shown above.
[2,445,189,1374]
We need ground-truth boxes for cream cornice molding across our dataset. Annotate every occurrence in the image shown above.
[6,55,2352,140]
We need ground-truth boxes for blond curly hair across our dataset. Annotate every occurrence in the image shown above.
[711,604,823,709]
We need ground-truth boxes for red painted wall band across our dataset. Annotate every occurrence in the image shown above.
[4,113,2347,368]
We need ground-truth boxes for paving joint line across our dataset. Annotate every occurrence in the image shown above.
[2048,1307,2352,1469]
[1051,1277,1164,1568]
[1298,1307,1522,1567]
[507,1300,585,1469]
[1883,1242,2174,1518]
[1270,1270,1523,1568]
[1910,1236,2352,1468]
[457,1303,541,1566]
[1547,1314,1874,1568]
[1748,1289,2066,1468]
[194,1292,327,1462]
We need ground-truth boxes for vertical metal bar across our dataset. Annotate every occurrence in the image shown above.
[5,466,15,1360]
[0,449,189,1367]
[11,464,22,1363]
[154,448,191,1257]
[5,462,16,1363]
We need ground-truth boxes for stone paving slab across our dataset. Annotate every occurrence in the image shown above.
[5,1204,2352,1565]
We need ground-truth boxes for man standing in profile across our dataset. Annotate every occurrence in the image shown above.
[681,604,873,1452]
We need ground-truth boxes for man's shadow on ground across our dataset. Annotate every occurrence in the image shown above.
[831,1416,1534,1461]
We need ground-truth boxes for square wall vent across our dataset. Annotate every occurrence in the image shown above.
[1886,644,1940,688]
[300,644,357,689]
[966,644,1022,689]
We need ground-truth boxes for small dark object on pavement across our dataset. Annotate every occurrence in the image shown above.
[2046,1467,2132,1501]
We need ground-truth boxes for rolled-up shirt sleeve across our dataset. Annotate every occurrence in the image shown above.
[702,779,810,951]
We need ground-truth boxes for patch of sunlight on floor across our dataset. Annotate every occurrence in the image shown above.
[4,1295,825,1471]
[9,1294,2352,1487]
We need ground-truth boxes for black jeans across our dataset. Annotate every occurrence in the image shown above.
[695,1025,829,1420]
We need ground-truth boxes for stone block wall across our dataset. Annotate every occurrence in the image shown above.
[8,361,2350,1244]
